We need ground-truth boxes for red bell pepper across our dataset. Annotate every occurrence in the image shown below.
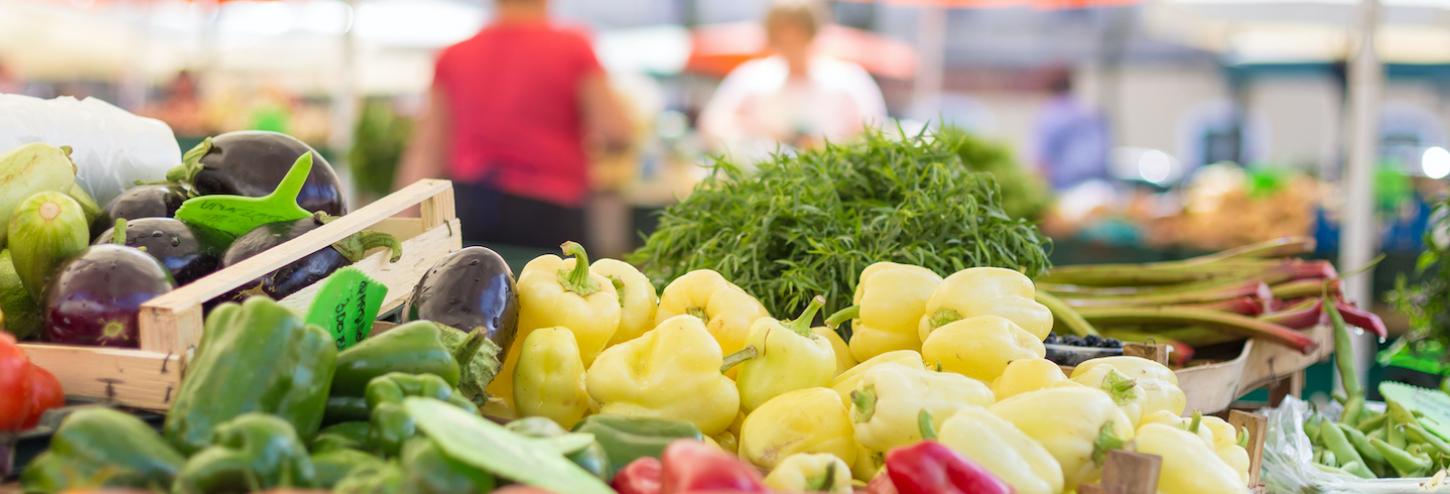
[615,456,664,494]
[0,331,62,430]
[884,441,1011,494]
[660,440,767,494]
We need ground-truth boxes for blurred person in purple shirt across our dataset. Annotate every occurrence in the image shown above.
[1034,69,1111,190]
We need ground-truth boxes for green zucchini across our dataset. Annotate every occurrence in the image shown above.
[0,250,42,339]
[9,192,89,301]
[0,143,77,247]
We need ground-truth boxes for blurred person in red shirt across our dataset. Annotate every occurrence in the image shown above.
[397,0,631,250]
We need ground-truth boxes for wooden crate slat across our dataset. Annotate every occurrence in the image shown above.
[22,344,181,411]
[279,218,461,315]
[136,179,453,353]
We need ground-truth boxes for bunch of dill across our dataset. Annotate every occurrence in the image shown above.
[629,128,1053,318]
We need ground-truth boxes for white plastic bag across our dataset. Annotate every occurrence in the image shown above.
[0,93,180,206]
[1264,396,1450,493]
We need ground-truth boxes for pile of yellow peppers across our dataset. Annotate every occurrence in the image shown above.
[496,246,1254,494]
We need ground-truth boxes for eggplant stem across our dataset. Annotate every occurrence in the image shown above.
[166,137,213,184]
[111,218,128,245]
[332,230,402,263]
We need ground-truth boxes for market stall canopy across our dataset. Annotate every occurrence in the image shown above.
[684,22,918,79]
[1144,0,1450,63]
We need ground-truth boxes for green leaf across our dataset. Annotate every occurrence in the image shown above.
[403,398,612,494]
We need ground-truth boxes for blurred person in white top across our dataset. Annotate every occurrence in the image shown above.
[700,0,887,161]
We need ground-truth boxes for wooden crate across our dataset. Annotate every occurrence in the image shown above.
[1079,410,1268,494]
[1176,324,1333,413]
[18,179,462,411]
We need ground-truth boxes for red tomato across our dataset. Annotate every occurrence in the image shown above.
[24,363,63,429]
[0,331,35,430]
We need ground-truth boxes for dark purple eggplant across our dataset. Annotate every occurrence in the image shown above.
[167,131,347,216]
[220,214,401,301]
[96,184,186,233]
[43,244,174,347]
[94,218,218,285]
[404,247,520,350]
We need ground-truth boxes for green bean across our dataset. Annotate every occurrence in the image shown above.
[1321,420,1368,470]
[1371,437,1432,477]
[1305,415,1325,445]
[1358,413,1387,433]
[1405,423,1450,457]
[1387,400,1416,427]
[1339,423,1387,470]
[1339,460,1377,479]
[1313,463,1350,475]
[1389,422,1406,450]
[1368,427,1386,441]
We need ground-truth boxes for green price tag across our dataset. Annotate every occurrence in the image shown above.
[174,152,315,242]
[304,266,388,350]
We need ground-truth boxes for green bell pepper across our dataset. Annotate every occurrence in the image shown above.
[367,372,478,456]
[21,408,186,493]
[164,297,338,454]
[172,413,317,493]
[573,414,704,478]
[399,437,496,493]
[312,448,385,489]
[328,321,501,420]
[313,421,371,453]
[506,416,611,480]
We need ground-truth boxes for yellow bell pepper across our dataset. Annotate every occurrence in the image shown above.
[922,315,1045,383]
[512,327,591,429]
[814,326,855,376]
[991,358,1070,401]
[848,363,993,453]
[1135,423,1248,494]
[738,387,856,470]
[850,444,880,482]
[830,350,925,405]
[762,453,853,494]
[585,314,739,435]
[1070,356,1186,425]
[593,258,658,346]
[656,269,769,358]
[938,406,1064,494]
[731,297,836,411]
[988,386,1135,490]
[827,262,942,362]
[917,267,1053,341]
[1137,410,1213,446]
[1200,415,1253,484]
[490,242,621,407]
[712,430,739,455]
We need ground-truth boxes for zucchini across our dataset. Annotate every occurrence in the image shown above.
[9,192,89,301]
[0,143,77,246]
[0,250,41,339]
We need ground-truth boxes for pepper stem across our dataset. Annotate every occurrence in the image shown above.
[806,461,838,492]
[851,386,877,424]
[825,305,860,329]
[786,296,826,336]
[719,345,759,373]
[1101,369,1138,406]
[917,409,937,441]
[111,218,128,245]
[927,308,963,330]
[332,230,403,263]
[558,241,600,295]
[1188,411,1203,434]
[1091,422,1128,465]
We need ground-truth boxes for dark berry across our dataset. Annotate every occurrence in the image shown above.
[1084,335,1102,346]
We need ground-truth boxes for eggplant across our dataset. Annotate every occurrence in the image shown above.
[100,184,186,223]
[168,131,347,216]
[404,247,520,350]
[221,215,401,301]
[43,244,175,347]
[95,218,219,286]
